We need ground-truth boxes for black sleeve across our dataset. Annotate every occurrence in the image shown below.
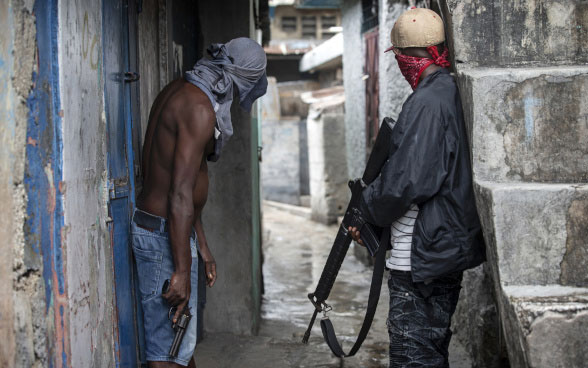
[359,104,454,227]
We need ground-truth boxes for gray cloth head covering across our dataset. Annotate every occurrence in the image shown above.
[184,37,268,161]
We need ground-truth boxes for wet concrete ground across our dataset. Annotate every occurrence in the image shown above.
[195,202,472,367]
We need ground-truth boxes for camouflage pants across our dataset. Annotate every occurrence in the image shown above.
[387,270,463,368]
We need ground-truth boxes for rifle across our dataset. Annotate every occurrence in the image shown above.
[302,117,395,357]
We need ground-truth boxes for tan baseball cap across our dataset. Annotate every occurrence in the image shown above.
[384,7,445,52]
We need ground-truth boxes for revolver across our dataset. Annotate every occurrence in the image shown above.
[162,279,192,358]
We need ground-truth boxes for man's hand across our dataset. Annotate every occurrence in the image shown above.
[205,260,217,287]
[201,249,217,287]
[163,271,191,323]
[348,226,365,247]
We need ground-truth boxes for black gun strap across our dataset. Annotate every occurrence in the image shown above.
[319,227,389,358]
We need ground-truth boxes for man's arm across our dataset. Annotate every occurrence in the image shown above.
[164,105,214,323]
[194,214,216,287]
[359,104,454,227]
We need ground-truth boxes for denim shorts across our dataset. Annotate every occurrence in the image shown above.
[131,213,199,366]
[387,270,462,368]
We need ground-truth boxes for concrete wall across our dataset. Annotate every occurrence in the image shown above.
[342,0,366,179]
[442,1,588,366]
[0,1,31,366]
[262,118,303,205]
[137,0,162,146]
[260,79,316,205]
[58,1,118,367]
[278,80,320,118]
[261,78,302,205]
[445,0,588,67]
[378,0,412,122]
[459,66,588,184]
[197,0,261,335]
[307,99,348,224]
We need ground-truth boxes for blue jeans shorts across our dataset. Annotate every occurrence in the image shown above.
[131,211,199,366]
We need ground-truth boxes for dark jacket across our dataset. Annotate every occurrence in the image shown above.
[359,68,485,283]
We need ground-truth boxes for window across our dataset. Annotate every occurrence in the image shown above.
[361,0,379,33]
[321,15,337,30]
[281,16,297,33]
[321,15,338,38]
[301,16,317,38]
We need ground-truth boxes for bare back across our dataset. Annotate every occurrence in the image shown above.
[137,79,215,219]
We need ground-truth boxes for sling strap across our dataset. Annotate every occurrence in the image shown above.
[319,227,389,357]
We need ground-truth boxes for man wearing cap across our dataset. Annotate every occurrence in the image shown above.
[349,7,485,367]
[132,37,267,367]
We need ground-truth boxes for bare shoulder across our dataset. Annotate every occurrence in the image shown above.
[173,83,216,130]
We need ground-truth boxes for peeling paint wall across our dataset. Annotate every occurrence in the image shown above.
[58,1,118,367]
[1,1,64,367]
[24,1,70,366]
[0,1,21,366]
[1,0,263,365]
[2,1,127,366]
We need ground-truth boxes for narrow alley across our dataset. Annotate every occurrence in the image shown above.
[195,203,471,367]
[3,1,586,367]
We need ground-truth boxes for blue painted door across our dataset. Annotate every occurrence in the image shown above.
[103,0,143,366]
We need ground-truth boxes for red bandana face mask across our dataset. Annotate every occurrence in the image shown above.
[394,46,451,90]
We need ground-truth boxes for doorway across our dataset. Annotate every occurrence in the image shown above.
[102,0,144,365]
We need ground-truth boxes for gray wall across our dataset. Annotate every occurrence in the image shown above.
[0,1,32,366]
[197,0,261,335]
[442,0,588,366]
[59,1,118,366]
[342,0,367,179]
[307,101,349,224]
[137,0,162,147]
[378,0,412,122]
[260,79,316,205]
[262,118,302,205]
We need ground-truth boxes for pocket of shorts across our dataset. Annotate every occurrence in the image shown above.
[133,247,163,301]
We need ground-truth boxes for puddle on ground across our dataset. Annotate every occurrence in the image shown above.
[261,204,389,366]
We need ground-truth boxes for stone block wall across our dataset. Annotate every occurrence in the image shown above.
[442,1,588,366]
[459,67,588,184]
[446,0,588,67]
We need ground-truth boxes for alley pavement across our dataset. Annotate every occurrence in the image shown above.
[195,202,472,367]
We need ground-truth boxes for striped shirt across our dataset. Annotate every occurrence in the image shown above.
[386,204,419,271]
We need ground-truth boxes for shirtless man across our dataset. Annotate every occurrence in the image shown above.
[131,37,267,367]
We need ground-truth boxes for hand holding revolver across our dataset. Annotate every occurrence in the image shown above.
[162,271,191,324]
[162,279,193,358]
